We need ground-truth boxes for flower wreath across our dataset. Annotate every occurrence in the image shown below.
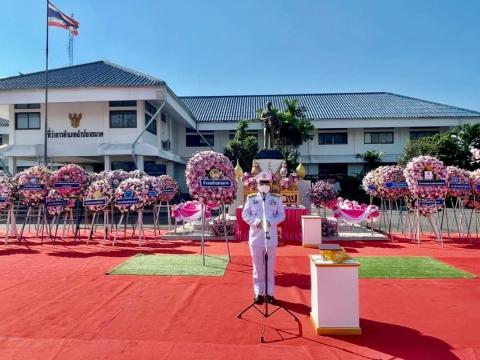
[84,179,113,212]
[156,175,179,202]
[186,151,237,205]
[242,173,258,192]
[308,180,338,209]
[280,173,299,190]
[378,165,410,200]
[17,166,52,206]
[45,189,75,216]
[142,176,160,206]
[404,156,447,216]
[465,170,480,210]
[446,166,471,198]
[0,178,14,211]
[362,169,381,197]
[129,169,148,179]
[114,178,149,213]
[52,164,87,198]
[103,170,130,188]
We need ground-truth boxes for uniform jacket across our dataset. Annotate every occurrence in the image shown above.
[242,192,286,247]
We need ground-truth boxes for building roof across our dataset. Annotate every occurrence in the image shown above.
[0,117,8,127]
[180,92,480,122]
[0,61,165,90]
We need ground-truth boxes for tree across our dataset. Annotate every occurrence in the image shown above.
[398,136,439,166]
[223,119,258,171]
[355,150,383,176]
[256,99,315,170]
[398,124,480,170]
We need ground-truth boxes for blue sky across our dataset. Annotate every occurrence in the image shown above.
[1,0,479,110]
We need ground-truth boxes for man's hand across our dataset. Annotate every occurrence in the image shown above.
[255,219,262,228]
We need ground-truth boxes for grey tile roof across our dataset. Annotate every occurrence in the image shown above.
[180,92,480,122]
[0,61,165,90]
[0,117,8,126]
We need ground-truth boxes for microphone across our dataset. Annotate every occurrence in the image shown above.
[260,192,269,235]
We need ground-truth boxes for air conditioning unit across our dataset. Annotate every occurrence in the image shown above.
[162,140,171,150]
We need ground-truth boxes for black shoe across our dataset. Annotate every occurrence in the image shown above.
[267,295,276,305]
[254,295,264,305]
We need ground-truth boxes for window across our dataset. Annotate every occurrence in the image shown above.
[145,113,157,135]
[14,103,40,109]
[410,129,439,140]
[364,131,394,144]
[228,130,258,140]
[318,131,348,145]
[110,110,137,128]
[109,101,137,107]
[318,163,348,180]
[186,128,214,147]
[145,101,157,115]
[15,112,40,129]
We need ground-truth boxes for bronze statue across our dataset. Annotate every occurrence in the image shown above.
[260,101,280,149]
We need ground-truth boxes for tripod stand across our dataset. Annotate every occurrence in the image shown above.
[237,192,298,343]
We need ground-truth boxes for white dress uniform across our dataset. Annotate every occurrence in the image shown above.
[242,191,285,296]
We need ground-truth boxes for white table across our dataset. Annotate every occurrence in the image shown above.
[309,251,361,335]
[302,215,322,248]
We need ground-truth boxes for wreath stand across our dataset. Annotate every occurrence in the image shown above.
[466,195,480,241]
[412,198,444,247]
[19,203,49,244]
[113,210,144,246]
[442,197,469,241]
[86,210,112,244]
[3,206,18,245]
[154,201,172,236]
[199,201,231,266]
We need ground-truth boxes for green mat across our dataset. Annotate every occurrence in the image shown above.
[355,256,476,279]
[108,254,229,276]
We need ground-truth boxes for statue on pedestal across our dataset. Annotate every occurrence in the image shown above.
[260,101,280,150]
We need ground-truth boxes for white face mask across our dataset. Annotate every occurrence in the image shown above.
[258,184,270,194]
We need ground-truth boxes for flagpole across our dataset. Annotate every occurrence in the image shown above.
[44,0,49,167]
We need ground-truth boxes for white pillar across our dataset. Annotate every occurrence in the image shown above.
[137,155,144,171]
[104,155,111,171]
[8,157,16,175]
[166,162,174,177]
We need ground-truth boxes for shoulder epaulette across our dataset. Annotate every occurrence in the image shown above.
[247,193,257,198]
[270,193,281,197]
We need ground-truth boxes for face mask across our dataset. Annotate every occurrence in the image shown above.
[258,184,270,194]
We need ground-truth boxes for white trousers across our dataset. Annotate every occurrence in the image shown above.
[249,245,276,296]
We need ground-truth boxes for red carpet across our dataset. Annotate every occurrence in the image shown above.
[0,231,480,359]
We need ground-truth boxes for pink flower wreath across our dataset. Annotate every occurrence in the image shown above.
[404,156,447,216]
[186,151,237,205]
[157,175,179,202]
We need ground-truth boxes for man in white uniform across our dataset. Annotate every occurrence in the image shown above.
[242,171,285,305]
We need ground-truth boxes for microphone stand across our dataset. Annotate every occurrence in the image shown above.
[237,192,298,343]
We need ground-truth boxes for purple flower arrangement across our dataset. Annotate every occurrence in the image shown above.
[404,156,448,216]
[322,218,337,238]
[447,166,471,198]
[45,189,75,216]
[280,173,299,190]
[84,179,113,212]
[17,166,53,206]
[308,180,338,209]
[157,175,179,202]
[52,164,87,198]
[242,173,258,192]
[0,178,14,211]
[378,165,410,200]
[186,151,237,205]
[114,178,149,213]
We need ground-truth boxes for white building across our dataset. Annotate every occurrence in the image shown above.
[0,61,479,189]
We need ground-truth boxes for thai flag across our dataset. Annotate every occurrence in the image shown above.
[47,1,79,36]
